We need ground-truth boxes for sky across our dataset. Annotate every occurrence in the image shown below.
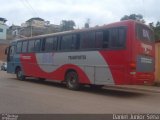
[0,0,160,28]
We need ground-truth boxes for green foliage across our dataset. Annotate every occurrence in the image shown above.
[149,21,160,42]
[121,14,160,41]
[155,22,160,41]
[60,20,76,31]
[121,14,145,23]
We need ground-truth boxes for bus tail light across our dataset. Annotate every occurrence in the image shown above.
[130,62,136,69]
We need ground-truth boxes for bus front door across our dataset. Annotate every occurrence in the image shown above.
[7,46,16,73]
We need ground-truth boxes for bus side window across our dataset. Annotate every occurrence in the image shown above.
[16,41,22,53]
[7,45,16,62]
[53,37,58,51]
[109,28,119,48]
[118,28,126,48]
[28,40,35,53]
[60,35,73,51]
[109,27,126,48]
[72,34,80,50]
[80,32,95,49]
[10,46,15,56]
[35,39,41,52]
[22,41,28,53]
[44,38,53,51]
[43,37,57,52]
[103,30,109,48]
[96,31,103,48]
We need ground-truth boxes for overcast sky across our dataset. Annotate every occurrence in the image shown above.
[1,0,160,28]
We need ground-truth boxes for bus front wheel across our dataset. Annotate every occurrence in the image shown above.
[16,68,25,81]
[66,71,80,90]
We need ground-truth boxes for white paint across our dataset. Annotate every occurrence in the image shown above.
[141,43,153,54]
[36,51,115,85]
[21,56,31,60]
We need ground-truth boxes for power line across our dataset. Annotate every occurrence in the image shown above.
[23,0,39,17]
[19,0,39,17]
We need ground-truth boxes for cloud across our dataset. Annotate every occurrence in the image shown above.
[0,0,160,27]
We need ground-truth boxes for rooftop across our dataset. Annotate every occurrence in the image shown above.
[26,17,45,22]
[0,18,7,23]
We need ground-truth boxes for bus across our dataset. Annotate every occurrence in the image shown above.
[6,20,155,90]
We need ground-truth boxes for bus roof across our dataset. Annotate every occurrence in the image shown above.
[11,20,149,42]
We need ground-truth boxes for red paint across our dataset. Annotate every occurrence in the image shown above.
[20,53,91,84]
[20,20,155,85]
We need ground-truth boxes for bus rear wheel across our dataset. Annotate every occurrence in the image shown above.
[16,68,25,81]
[66,71,80,90]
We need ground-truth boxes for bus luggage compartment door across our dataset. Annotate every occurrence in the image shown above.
[94,66,114,85]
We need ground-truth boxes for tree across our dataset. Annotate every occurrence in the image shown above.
[155,21,160,41]
[120,14,145,23]
[148,21,160,42]
[156,21,160,27]
[61,20,76,31]
[149,22,154,29]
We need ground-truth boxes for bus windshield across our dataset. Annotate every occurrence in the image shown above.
[136,24,154,43]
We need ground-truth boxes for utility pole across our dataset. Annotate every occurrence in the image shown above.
[31,26,33,37]
[85,18,90,28]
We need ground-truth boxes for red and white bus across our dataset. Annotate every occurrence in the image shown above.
[6,20,155,90]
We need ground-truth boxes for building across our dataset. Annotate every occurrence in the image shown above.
[7,17,61,40]
[155,42,160,85]
[0,18,8,62]
[0,17,8,40]
[0,40,9,62]
[7,25,21,40]
[21,17,47,28]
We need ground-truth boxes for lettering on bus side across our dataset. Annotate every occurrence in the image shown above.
[68,55,86,60]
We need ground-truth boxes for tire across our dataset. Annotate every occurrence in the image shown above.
[16,68,25,81]
[66,71,80,90]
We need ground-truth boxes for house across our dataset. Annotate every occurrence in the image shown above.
[23,18,61,35]
[7,25,21,40]
[7,17,61,40]
[21,17,46,28]
[0,17,8,40]
[0,18,8,62]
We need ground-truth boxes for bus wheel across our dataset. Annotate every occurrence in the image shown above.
[66,71,80,90]
[16,68,25,81]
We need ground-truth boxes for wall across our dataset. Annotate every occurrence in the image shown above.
[0,24,7,40]
[0,44,8,62]
[155,42,160,84]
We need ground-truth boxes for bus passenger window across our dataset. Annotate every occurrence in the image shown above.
[96,31,103,48]
[34,39,41,52]
[16,42,22,53]
[110,29,119,47]
[109,27,126,48]
[53,37,57,50]
[118,28,126,47]
[72,34,79,50]
[103,30,109,48]
[10,46,15,56]
[60,35,73,51]
[44,37,57,52]
[44,38,53,51]
[28,40,35,53]
[22,41,28,53]
[80,32,95,49]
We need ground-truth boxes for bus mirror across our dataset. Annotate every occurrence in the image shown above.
[5,47,9,55]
